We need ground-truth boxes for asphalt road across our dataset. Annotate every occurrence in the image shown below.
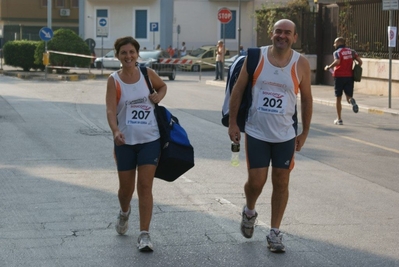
[1,72,398,267]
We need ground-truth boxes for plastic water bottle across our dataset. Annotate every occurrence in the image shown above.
[231,142,240,167]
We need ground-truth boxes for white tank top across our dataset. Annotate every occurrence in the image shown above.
[245,46,300,143]
[111,70,160,145]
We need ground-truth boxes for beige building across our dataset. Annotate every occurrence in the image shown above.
[0,0,79,43]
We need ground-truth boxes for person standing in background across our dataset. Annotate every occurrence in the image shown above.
[179,42,187,57]
[214,40,225,81]
[239,45,247,56]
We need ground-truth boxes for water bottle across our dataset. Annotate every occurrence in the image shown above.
[231,142,240,167]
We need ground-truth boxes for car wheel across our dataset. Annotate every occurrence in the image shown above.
[168,68,176,80]
[192,64,200,72]
[96,62,103,69]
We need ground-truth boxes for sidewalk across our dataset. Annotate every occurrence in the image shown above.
[1,65,399,116]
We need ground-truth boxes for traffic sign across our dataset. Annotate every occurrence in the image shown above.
[97,17,109,37]
[39,27,53,41]
[383,0,399,10]
[150,22,159,32]
[218,7,232,24]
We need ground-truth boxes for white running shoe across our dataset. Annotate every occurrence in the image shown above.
[115,206,131,235]
[137,231,154,252]
[267,229,285,253]
[334,119,343,125]
[240,206,258,238]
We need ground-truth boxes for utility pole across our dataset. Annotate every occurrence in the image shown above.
[47,0,52,29]
[237,0,241,54]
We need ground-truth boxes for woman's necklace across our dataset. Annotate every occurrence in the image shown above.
[271,48,292,71]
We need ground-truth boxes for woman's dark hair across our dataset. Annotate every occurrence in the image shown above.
[114,36,140,55]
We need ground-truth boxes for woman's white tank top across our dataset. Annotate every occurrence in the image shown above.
[111,70,160,145]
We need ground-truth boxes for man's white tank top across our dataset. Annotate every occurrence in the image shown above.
[245,46,300,143]
[111,70,160,145]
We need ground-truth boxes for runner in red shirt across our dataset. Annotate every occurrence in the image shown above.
[324,37,362,125]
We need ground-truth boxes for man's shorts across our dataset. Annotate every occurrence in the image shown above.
[334,77,354,97]
[114,139,161,172]
[246,134,296,170]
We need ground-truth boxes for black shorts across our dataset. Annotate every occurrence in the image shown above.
[334,77,354,97]
[246,134,296,170]
[114,139,161,171]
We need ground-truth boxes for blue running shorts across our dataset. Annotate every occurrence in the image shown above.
[246,134,295,170]
[114,139,161,172]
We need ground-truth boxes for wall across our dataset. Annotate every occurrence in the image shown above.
[355,58,399,97]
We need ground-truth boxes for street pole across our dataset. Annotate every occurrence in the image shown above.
[388,10,392,108]
[238,0,241,54]
[47,0,52,29]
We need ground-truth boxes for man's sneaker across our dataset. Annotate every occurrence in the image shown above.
[240,206,258,238]
[115,206,131,235]
[267,229,285,253]
[334,119,343,125]
[350,98,359,113]
[137,231,154,252]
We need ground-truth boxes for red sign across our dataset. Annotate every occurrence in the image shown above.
[218,8,232,24]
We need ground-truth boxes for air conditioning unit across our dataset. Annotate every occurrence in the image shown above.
[60,9,70,16]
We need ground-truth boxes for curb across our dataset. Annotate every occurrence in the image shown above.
[205,80,399,116]
[2,70,110,81]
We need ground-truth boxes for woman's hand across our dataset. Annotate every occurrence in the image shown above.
[114,130,125,146]
[149,91,160,104]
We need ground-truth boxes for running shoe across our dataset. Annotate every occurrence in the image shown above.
[115,206,131,235]
[334,119,343,125]
[240,206,258,238]
[137,231,154,252]
[267,229,285,253]
[350,98,359,113]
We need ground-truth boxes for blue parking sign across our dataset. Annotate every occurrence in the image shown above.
[150,22,159,32]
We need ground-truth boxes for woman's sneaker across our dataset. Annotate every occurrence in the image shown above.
[137,231,154,252]
[240,206,258,238]
[266,229,285,253]
[115,206,131,235]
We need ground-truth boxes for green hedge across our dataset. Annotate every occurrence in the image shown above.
[3,40,43,71]
[34,29,91,68]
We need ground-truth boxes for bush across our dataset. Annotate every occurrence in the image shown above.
[34,29,91,68]
[3,40,42,71]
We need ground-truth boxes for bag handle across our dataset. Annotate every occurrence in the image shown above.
[140,66,155,94]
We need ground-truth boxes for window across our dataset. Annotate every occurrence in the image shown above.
[71,0,79,8]
[42,0,47,7]
[135,10,147,39]
[220,10,236,40]
[56,0,65,8]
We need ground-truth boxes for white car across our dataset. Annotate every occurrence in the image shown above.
[94,50,121,69]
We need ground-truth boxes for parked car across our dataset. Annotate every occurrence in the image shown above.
[94,50,121,69]
[180,45,230,72]
[137,50,177,80]
[224,54,240,69]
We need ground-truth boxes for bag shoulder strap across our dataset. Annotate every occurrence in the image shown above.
[139,66,154,93]
[246,48,261,76]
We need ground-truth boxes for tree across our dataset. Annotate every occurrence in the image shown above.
[35,29,91,69]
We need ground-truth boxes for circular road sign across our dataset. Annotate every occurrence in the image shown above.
[39,27,53,41]
[218,7,232,24]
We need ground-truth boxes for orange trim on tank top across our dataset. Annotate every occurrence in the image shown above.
[115,80,121,105]
[290,62,299,95]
